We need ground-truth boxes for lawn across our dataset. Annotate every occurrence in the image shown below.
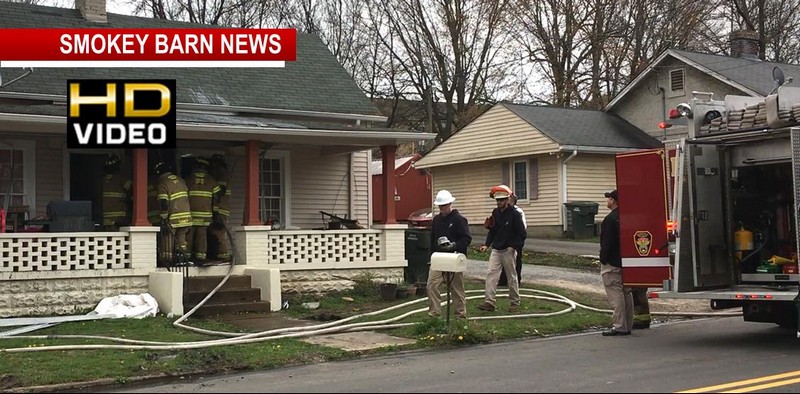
[468,246,600,272]
[0,253,611,391]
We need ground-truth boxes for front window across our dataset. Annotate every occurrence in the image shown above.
[513,160,528,200]
[0,149,24,208]
[259,157,283,225]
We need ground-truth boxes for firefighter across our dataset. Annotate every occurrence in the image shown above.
[155,161,192,266]
[632,287,652,329]
[208,154,232,262]
[186,157,220,265]
[101,153,132,231]
[147,167,161,226]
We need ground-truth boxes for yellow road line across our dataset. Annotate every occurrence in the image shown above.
[722,376,800,393]
[676,370,800,393]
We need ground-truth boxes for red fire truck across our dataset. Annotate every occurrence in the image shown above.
[617,86,800,330]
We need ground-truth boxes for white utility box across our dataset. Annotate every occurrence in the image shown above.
[430,252,467,273]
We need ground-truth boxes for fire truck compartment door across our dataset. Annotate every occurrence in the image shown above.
[687,143,730,288]
[615,149,671,288]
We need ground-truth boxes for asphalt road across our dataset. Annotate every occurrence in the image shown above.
[112,317,800,393]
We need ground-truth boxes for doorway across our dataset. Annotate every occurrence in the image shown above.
[69,153,106,225]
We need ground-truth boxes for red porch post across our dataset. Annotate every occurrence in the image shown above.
[380,145,397,224]
[131,148,149,226]
[244,140,261,225]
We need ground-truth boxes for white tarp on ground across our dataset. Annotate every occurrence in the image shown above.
[92,293,159,319]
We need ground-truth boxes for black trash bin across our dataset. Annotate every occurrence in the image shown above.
[563,201,599,239]
[404,229,431,284]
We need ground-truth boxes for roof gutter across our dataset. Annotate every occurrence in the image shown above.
[558,145,639,154]
[562,149,578,232]
[0,112,434,143]
[0,91,388,123]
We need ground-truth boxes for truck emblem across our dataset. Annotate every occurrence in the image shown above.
[634,231,653,256]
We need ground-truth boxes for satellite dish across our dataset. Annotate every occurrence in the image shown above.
[774,66,785,87]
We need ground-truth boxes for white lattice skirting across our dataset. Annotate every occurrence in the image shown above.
[266,230,381,265]
[0,232,131,273]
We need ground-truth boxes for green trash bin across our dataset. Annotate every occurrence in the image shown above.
[564,201,599,239]
[404,229,431,284]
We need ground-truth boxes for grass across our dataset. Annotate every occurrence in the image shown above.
[0,253,611,390]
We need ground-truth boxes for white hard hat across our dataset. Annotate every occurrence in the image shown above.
[433,190,456,206]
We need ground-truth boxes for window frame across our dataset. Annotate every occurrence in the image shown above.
[258,150,291,228]
[511,159,529,202]
[0,139,36,215]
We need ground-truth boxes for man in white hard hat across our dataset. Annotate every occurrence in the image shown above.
[426,190,472,319]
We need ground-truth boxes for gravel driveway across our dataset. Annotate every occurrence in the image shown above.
[465,239,716,315]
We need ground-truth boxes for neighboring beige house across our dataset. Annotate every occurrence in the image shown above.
[414,103,660,238]
[416,30,800,239]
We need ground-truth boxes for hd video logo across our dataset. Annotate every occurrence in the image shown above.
[67,80,176,149]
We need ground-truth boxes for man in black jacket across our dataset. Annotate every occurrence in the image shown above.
[426,190,472,319]
[599,189,633,336]
[478,185,526,312]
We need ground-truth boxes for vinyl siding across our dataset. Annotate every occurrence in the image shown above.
[431,154,562,227]
[35,136,64,218]
[291,147,351,229]
[613,57,747,142]
[565,154,617,220]
[416,105,559,168]
[350,150,370,226]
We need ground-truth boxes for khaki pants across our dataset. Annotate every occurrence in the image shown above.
[601,264,633,332]
[427,269,467,318]
[484,247,520,307]
[188,225,209,261]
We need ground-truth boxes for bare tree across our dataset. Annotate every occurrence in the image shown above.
[377,0,511,143]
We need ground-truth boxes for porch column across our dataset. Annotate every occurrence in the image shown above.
[244,140,261,225]
[380,145,397,224]
[131,148,149,226]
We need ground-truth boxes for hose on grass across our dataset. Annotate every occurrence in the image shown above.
[0,286,741,353]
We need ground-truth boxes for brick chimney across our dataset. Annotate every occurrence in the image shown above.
[75,0,107,23]
[729,29,759,59]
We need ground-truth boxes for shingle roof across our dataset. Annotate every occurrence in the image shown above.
[673,50,800,96]
[501,103,661,149]
[0,2,379,116]
[370,156,414,175]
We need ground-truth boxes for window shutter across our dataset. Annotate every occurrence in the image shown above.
[670,69,684,91]
[529,158,539,199]
[501,161,509,185]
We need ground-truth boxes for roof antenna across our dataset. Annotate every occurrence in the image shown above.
[769,66,792,95]
[0,67,35,89]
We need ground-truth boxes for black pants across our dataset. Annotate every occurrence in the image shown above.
[498,246,523,287]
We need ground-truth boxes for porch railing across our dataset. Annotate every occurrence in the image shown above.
[0,232,131,273]
[264,229,382,268]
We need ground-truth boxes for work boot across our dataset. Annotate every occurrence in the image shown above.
[508,304,520,313]
[477,302,496,312]
[632,322,651,330]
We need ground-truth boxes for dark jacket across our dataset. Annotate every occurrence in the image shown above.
[600,208,621,267]
[484,206,526,251]
[430,209,472,255]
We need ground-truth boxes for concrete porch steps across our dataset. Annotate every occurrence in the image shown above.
[183,275,270,317]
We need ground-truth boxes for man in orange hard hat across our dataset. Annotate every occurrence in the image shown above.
[478,185,527,312]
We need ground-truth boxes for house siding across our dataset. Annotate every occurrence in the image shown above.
[35,136,64,218]
[431,154,562,228]
[291,148,351,229]
[614,57,748,143]
[350,150,370,226]
[415,105,559,168]
[565,154,617,220]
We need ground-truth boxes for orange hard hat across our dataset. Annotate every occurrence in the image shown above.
[489,185,512,199]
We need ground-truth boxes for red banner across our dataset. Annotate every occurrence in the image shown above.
[0,28,296,66]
